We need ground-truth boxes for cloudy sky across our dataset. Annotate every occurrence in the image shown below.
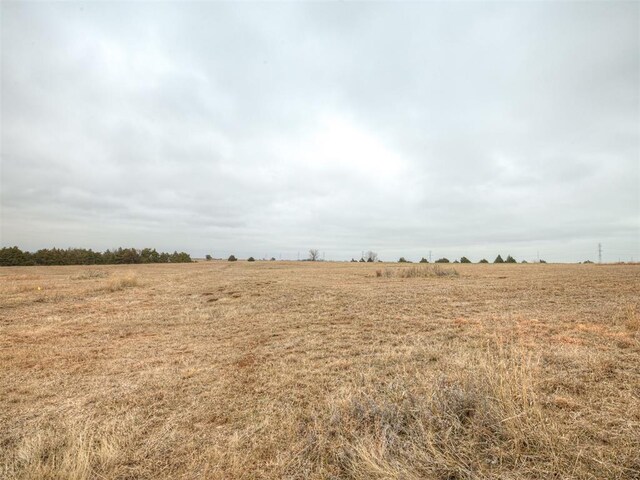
[1,1,638,262]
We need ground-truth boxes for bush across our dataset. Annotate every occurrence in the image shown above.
[247,257,255,262]
[228,255,237,262]
[505,255,517,263]
[479,259,489,263]
[460,256,471,263]
[205,254,212,261]
[398,257,409,263]
[419,257,428,263]
[435,258,450,263]
[494,255,504,263]
[270,257,276,261]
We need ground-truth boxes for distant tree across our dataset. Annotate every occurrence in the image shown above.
[505,255,517,263]
[228,255,237,262]
[521,260,528,263]
[453,260,460,263]
[479,258,489,263]
[170,251,192,263]
[308,249,320,261]
[539,259,547,263]
[205,254,212,261]
[435,258,450,263]
[351,258,357,262]
[419,257,428,263]
[460,256,471,263]
[0,246,32,266]
[359,258,366,262]
[270,257,276,261]
[398,257,408,263]
[494,255,504,263]
[583,260,593,264]
[365,251,378,262]
[247,256,255,262]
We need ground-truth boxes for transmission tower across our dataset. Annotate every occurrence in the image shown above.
[598,243,602,264]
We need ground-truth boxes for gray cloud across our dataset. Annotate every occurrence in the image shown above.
[1,1,638,262]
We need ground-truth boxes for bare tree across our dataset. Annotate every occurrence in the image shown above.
[365,251,378,262]
[308,249,320,261]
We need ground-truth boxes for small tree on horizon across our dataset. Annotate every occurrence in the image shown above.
[435,258,450,263]
[460,256,471,263]
[479,258,489,263]
[365,251,378,262]
[228,255,237,262]
[419,257,428,263]
[398,257,408,263]
[494,255,504,263]
[505,255,517,263]
[308,249,320,261]
[205,254,212,261]
[247,256,255,262]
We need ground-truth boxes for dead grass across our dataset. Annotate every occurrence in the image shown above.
[105,274,139,292]
[376,265,459,278]
[72,269,109,280]
[1,262,639,479]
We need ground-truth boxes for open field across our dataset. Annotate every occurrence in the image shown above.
[1,261,639,479]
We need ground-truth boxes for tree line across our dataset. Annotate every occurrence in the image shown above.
[0,246,192,266]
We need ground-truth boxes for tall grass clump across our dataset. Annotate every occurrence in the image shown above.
[106,274,139,292]
[381,265,458,278]
[291,346,567,479]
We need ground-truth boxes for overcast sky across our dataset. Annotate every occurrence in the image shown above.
[1,1,638,262]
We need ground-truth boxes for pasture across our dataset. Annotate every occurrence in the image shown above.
[1,261,638,479]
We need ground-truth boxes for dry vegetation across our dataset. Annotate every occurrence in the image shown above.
[1,262,639,479]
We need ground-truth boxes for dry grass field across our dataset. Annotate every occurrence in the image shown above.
[1,261,639,479]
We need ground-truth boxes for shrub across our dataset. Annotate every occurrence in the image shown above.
[398,257,408,263]
[494,255,504,263]
[435,258,450,263]
[419,257,428,263]
[479,259,489,263]
[351,258,357,262]
[505,255,517,263]
[359,258,366,262]
[205,254,212,261]
[460,256,471,263]
[247,257,255,262]
[228,255,237,262]
[270,257,276,261]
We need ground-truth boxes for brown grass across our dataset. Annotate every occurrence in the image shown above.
[1,262,639,479]
[105,273,139,292]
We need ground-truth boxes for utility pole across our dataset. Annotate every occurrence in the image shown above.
[598,243,602,264]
